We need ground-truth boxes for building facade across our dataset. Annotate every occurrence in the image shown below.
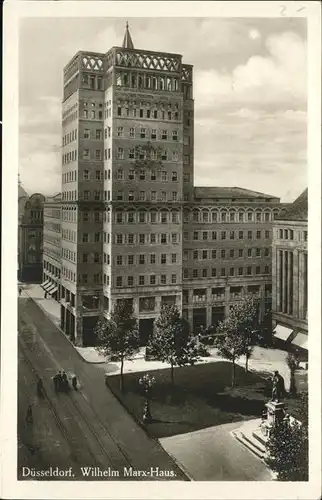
[18,185,45,283]
[272,189,308,357]
[43,193,62,301]
[50,25,285,346]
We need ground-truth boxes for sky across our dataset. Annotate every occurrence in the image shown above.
[19,17,307,201]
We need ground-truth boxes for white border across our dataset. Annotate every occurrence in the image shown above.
[1,2,321,499]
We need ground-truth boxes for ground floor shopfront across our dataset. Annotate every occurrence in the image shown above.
[272,312,308,362]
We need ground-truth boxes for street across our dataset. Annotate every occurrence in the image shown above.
[18,297,188,481]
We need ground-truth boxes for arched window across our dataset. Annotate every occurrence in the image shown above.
[264,210,271,222]
[161,209,168,224]
[221,210,228,222]
[192,209,199,222]
[255,210,262,222]
[171,210,180,223]
[229,210,236,222]
[238,210,244,222]
[247,210,253,222]
[138,210,147,224]
[127,209,135,224]
[211,210,218,222]
[202,210,209,223]
[150,209,158,224]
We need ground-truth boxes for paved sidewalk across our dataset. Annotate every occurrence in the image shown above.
[160,419,273,481]
[20,283,306,391]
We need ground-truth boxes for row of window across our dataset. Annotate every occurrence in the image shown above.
[43,260,61,278]
[185,247,270,260]
[63,129,77,146]
[277,228,308,242]
[62,229,77,242]
[62,248,76,263]
[115,72,180,93]
[82,109,103,120]
[80,147,184,162]
[80,231,181,245]
[63,150,77,165]
[185,209,279,223]
[64,168,186,184]
[81,74,103,91]
[114,209,180,224]
[81,126,180,142]
[63,170,77,183]
[62,266,77,283]
[183,265,271,280]
[113,274,179,288]
[184,229,271,241]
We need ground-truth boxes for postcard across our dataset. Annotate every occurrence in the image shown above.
[1,1,321,499]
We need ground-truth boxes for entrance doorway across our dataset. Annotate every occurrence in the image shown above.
[193,308,206,333]
[139,318,154,346]
[82,316,99,347]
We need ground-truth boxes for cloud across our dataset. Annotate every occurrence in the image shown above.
[18,18,307,201]
[195,31,306,112]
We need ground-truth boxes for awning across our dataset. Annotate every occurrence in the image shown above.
[43,282,53,291]
[273,324,293,342]
[48,286,58,296]
[291,332,308,350]
[46,283,56,293]
[41,280,50,289]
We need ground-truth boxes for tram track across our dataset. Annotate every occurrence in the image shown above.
[18,297,189,481]
[18,309,139,478]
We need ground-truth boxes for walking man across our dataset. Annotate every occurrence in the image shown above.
[26,404,33,424]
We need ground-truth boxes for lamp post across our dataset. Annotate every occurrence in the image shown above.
[138,373,156,424]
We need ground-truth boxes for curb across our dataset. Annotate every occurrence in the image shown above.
[22,291,105,365]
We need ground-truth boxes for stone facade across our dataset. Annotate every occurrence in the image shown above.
[18,191,45,282]
[43,193,62,300]
[272,189,308,351]
[52,26,286,346]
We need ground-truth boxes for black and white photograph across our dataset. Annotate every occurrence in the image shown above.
[1,1,321,499]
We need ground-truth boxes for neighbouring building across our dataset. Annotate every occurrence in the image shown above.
[18,179,45,283]
[49,23,285,346]
[272,188,308,359]
[42,193,62,301]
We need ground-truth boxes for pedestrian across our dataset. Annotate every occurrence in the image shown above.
[61,370,68,391]
[19,287,22,296]
[44,291,47,299]
[71,374,77,390]
[26,404,33,424]
[37,378,44,397]
[53,374,59,392]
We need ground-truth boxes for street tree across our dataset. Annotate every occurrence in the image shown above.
[229,295,258,372]
[266,391,308,481]
[94,300,140,392]
[147,305,200,385]
[215,315,245,388]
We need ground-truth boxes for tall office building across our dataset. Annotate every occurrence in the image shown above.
[58,24,283,346]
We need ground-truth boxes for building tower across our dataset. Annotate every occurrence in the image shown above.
[61,23,194,345]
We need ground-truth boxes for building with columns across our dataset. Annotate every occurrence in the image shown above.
[47,24,285,346]
[272,188,308,357]
[18,178,45,283]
